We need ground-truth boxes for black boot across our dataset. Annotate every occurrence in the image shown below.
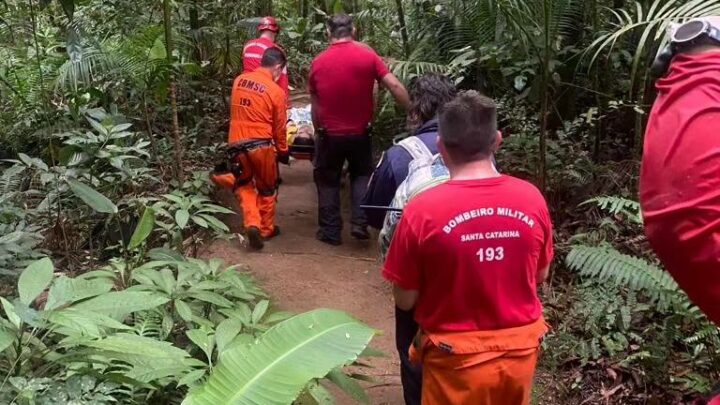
[246,227,264,250]
[265,226,281,241]
[316,229,342,246]
[351,224,370,240]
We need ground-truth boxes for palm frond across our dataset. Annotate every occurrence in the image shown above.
[54,45,116,91]
[583,0,720,86]
[388,59,450,83]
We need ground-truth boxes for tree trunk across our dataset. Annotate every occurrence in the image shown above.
[539,87,549,192]
[142,95,160,162]
[256,0,273,16]
[163,0,184,183]
[394,0,410,59]
[189,0,201,62]
[538,2,551,192]
[634,75,651,158]
[591,0,603,161]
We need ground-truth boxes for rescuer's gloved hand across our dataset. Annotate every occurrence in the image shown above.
[277,151,290,165]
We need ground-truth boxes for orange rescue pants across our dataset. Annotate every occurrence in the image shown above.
[235,146,278,238]
[410,317,549,405]
[211,145,278,238]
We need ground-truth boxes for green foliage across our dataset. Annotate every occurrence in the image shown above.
[585,0,720,90]
[566,246,680,311]
[553,195,720,398]
[183,309,376,405]
[0,375,122,405]
[147,191,234,254]
[128,206,155,250]
[18,257,54,306]
[0,166,45,276]
[67,179,118,214]
[581,195,642,224]
[0,256,374,405]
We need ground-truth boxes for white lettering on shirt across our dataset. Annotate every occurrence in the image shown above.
[443,207,534,234]
[460,230,522,242]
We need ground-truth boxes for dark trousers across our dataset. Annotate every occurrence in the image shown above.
[396,306,422,405]
[313,134,372,241]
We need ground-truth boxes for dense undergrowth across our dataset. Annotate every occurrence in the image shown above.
[2,0,720,404]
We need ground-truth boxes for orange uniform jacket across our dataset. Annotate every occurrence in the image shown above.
[228,68,288,154]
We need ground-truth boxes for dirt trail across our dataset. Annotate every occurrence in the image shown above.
[205,160,403,405]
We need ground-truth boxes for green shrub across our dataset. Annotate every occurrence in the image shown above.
[0,256,376,405]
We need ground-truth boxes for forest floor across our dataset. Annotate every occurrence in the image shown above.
[205,160,405,404]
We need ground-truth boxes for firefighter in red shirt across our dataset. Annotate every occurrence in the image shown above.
[641,17,720,326]
[243,16,289,103]
[383,91,553,404]
[309,14,410,245]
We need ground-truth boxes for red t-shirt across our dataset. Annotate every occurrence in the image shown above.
[308,41,390,134]
[640,51,720,263]
[383,176,554,333]
[242,37,289,101]
[639,51,720,325]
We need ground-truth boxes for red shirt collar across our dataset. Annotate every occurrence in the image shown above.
[330,39,354,46]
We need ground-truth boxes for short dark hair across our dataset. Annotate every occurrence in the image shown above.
[438,91,497,163]
[328,14,353,39]
[677,37,720,54]
[408,74,457,131]
[261,47,287,68]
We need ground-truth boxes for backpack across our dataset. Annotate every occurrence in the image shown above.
[378,154,450,259]
[396,135,434,163]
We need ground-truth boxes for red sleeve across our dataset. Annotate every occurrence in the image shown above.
[537,204,554,272]
[279,68,290,103]
[308,62,316,95]
[382,213,421,291]
[374,53,390,81]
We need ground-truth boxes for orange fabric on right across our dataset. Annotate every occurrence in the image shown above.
[232,146,278,237]
[410,317,548,405]
[210,172,236,189]
[421,346,538,405]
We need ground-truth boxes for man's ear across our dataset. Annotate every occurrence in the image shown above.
[352,26,357,38]
[437,137,449,162]
[494,130,503,149]
[326,28,331,38]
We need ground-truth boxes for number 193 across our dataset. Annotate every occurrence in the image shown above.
[476,247,504,262]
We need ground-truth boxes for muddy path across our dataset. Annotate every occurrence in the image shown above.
[205,160,404,404]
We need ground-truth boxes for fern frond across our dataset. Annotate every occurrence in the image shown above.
[581,195,643,224]
[566,245,682,311]
[133,310,165,340]
[684,324,720,344]
[0,164,27,195]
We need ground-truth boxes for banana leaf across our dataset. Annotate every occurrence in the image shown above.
[183,309,376,405]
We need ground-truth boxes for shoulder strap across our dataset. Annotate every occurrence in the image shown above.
[397,136,433,162]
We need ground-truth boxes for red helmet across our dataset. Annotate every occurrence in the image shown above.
[257,16,280,33]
